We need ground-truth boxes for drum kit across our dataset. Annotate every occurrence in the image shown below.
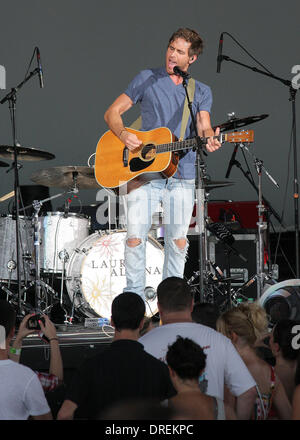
[0,112,283,323]
[0,150,165,322]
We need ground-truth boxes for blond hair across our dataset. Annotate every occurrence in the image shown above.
[217,302,268,347]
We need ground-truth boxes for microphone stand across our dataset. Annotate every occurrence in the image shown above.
[0,67,41,318]
[239,143,280,297]
[181,74,208,302]
[220,54,299,276]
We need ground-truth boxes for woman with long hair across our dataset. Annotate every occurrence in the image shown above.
[217,303,291,420]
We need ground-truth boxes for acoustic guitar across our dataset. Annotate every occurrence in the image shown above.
[95,127,254,194]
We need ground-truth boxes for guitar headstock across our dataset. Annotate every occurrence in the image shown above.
[225,130,254,143]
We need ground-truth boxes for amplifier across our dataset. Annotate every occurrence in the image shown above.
[189,200,263,234]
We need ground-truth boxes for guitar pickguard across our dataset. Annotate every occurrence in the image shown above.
[129,157,155,172]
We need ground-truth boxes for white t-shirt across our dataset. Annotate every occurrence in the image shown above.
[0,359,50,420]
[139,322,256,400]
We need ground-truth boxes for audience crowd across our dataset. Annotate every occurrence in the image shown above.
[1,276,300,420]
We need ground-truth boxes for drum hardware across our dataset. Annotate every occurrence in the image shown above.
[0,284,32,315]
[58,249,70,324]
[0,144,55,162]
[19,188,80,313]
[68,281,83,324]
[144,286,156,301]
[213,113,269,133]
[30,165,99,189]
[0,51,56,317]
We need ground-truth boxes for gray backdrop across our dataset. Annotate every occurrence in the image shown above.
[0,0,299,229]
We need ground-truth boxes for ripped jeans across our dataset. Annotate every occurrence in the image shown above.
[123,177,195,299]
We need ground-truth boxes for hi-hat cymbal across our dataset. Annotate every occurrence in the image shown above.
[213,114,269,133]
[31,166,98,189]
[0,145,55,161]
[203,179,235,190]
[0,160,9,167]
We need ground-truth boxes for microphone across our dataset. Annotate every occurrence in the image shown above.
[173,66,190,79]
[36,47,44,88]
[216,33,224,73]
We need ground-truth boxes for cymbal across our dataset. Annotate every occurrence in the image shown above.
[0,145,55,161]
[203,179,235,190]
[213,114,269,132]
[31,166,98,189]
[0,160,9,167]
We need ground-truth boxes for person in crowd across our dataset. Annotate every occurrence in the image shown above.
[269,319,300,403]
[292,343,300,419]
[100,398,186,420]
[57,292,176,420]
[217,304,292,420]
[9,313,63,392]
[0,300,52,420]
[191,302,220,330]
[166,336,232,419]
[235,302,275,366]
[139,277,257,420]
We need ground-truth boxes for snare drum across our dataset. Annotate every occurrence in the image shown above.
[38,212,90,273]
[0,215,34,283]
[65,230,164,319]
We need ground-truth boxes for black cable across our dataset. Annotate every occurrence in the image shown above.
[222,32,273,75]
[273,124,293,267]
[24,47,37,80]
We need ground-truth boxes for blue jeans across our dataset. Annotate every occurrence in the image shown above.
[123,177,195,298]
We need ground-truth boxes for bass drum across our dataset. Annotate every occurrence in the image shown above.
[65,230,164,319]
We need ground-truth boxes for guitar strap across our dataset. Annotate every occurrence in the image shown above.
[179,77,195,141]
[129,78,196,141]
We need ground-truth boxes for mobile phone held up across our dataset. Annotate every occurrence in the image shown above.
[26,314,45,331]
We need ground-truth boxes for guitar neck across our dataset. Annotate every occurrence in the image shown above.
[156,134,226,154]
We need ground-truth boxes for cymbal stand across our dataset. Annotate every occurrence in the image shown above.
[58,250,71,324]
[0,62,43,317]
[240,143,280,297]
[20,188,77,312]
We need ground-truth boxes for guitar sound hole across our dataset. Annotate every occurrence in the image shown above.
[141,144,155,160]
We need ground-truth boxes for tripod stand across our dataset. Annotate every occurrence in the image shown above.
[0,51,45,317]
[20,188,78,315]
[239,143,280,297]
